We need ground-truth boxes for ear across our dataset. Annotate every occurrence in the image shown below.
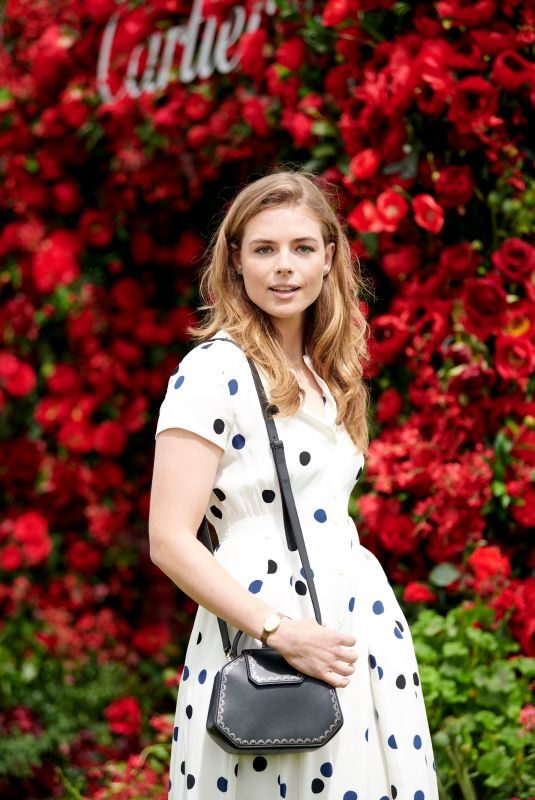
[324,241,335,273]
[229,242,242,273]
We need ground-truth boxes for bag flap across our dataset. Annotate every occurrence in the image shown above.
[244,648,304,686]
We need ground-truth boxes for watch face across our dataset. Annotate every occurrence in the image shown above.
[264,613,281,632]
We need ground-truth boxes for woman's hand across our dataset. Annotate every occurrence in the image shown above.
[266,617,357,689]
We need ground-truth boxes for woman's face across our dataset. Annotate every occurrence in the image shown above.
[231,204,335,330]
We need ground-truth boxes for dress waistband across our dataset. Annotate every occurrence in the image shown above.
[214,512,356,545]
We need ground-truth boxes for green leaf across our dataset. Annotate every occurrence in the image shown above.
[428,563,461,587]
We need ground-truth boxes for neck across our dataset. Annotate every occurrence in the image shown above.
[273,316,305,367]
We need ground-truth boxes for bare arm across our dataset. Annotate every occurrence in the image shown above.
[148,427,357,687]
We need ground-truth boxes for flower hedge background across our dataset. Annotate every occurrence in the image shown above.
[1,0,534,798]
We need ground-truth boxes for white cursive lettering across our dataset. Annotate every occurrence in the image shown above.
[96,0,276,102]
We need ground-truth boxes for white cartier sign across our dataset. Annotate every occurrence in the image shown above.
[97,0,277,102]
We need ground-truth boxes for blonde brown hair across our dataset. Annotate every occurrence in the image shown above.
[191,169,371,454]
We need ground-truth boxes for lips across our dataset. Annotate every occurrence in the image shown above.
[269,286,299,294]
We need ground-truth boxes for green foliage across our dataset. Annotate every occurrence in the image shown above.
[0,615,154,780]
[412,603,535,800]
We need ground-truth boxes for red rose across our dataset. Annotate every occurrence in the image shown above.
[506,480,535,529]
[0,353,37,397]
[46,364,80,394]
[13,512,52,566]
[347,200,383,234]
[31,230,81,294]
[448,77,498,134]
[80,209,114,248]
[0,544,23,571]
[468,545,511,595]
[110,277,145,310]
[30,24,75,95]
[241,97,270,137]
[491,49,534,92]
[322,0,355,26]
[434,166,475,209]
[491,238,535,283]
[238,30,268,78]
[104,696,142,736]
[461,276,507,338]
[349,149,380,180]
[51,181,83,215]
[378,513,417,555]
[276,38,306,71]
[436,0,496,28]
[403,582,438,603]
[94,421,127,457]
[132,623,170,656]
[376,387,403,423]
[448,363,495,399]
[495,335,535,382]
[369,315,411,372]
[66,541,102,574]
[376,189,409,231]
[439,243,481,281]
[381,245,422,281]
[184,92,211,122]
[5,362,36,397]
[412,194,444,233]
[281,110,314,148]
[57,420,94,454]
[511,428,535,467]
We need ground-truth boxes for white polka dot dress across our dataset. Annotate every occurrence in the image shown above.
[155,332,439,800]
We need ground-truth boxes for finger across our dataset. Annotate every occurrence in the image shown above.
[338,633,357,647]
[336,646,358,664]
[333,661,355,677]
[324,670,350,689]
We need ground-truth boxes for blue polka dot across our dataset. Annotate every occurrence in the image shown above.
[248,579,263,594]
[198,669,207,684]
[343,792,358,800]
[414,734,422,749]
[280,784,287,798]
[174,375,185,389]
[414,793,425,800]
[369,654,376,668]
[168,778,172,791]
[348,596,355,612]
[173,725,179,741]
[394,627,403,639]
[228,379,238,395]
[300,566,314,578]
[182,666,189,680]
[380,796,389,800]
[377,666,384,680]
[232,434,245,449]
[364,728,369,741]
[373,600,384,615]
[320,762,333,777]
[217,777,228,792]
[314,508,327,523]
[388,734,398,749]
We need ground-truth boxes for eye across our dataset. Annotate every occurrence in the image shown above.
[297,245,314,253]
[254,246,272,254]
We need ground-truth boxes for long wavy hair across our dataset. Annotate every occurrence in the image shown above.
[191,169,371,454]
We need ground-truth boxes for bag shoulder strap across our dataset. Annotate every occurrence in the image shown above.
[195,337,323,657]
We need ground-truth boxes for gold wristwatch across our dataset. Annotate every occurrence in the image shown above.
[260,612,288,646]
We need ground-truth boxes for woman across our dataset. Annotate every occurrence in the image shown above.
[149,170,439,800]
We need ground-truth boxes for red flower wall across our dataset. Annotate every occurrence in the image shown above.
[0,0,533,794]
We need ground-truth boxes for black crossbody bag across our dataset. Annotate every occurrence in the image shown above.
[197,338,344,755]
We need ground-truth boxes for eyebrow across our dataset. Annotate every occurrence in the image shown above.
[248,237,320,245]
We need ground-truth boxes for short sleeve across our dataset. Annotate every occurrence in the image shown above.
[154,344,234,449]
